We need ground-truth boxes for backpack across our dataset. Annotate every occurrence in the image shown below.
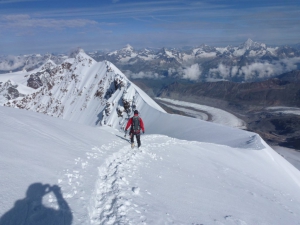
[132,116,140,133]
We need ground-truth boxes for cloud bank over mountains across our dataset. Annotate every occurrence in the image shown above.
[91,39,300,82]
[208,58,300,81]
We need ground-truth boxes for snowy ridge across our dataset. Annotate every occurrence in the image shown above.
[0,50,164,130]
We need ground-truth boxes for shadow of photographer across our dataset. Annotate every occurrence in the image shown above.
[0,183,73,225]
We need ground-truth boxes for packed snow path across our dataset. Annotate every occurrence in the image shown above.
[86,134,300,225]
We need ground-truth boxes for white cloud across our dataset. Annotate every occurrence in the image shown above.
[181,64,202,81]
[209,64,231,78]
[0,14,98,29]
[124,70,163,79]
[0,0,38,3]
[2,14,30,20]
[168,68,177,76]
[208,58,300,81]
[0,55,25,71]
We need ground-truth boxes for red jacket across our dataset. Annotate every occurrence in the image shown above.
[125,114,145,133]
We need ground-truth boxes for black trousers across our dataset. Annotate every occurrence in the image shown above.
[130,133,141,147]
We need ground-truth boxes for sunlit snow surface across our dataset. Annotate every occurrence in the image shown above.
[1,106,300,225]
[273,146,300,171]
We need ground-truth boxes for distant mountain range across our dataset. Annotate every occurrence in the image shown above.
[1,39,300,82]
[89,39,300,82]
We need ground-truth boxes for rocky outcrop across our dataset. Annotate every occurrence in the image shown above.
[0,80,20,101]
[27,74,43,89]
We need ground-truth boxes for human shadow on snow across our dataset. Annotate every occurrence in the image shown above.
[0,183,73,225]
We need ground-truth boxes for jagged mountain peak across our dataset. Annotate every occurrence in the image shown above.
[197,44,216,52]
[123,44,134,52]
[38,59,57,71]
[72,49,96,66]
[240,38,266,50]
[1,52,164,129]
[158,47,177,56]
[107,45,137,60]
[244,38,255,47]
[68,48,87,58]
[115,45,135,55]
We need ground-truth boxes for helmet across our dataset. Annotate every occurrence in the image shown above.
[134,110,139,114]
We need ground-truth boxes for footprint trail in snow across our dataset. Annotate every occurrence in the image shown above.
[88,135,173,225]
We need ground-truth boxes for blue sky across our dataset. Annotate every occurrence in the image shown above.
[0,0,299,54]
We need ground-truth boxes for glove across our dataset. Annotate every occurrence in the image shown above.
[143,131,145,134]
[124,130,127,137]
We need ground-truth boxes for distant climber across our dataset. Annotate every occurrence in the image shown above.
[125,110,145,148]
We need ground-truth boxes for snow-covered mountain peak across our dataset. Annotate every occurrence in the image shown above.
[244,38,255,48]
[68,48,86,58]
[72,50,96,67]
[124,44,134,52]
[0,52,164,129]
[241,38,266,50]
[38,59,57,71]
[156,48,182,62]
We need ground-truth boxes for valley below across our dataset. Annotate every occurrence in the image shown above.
[157,100,300,151]
[154,96,300,171]
[132,70,300,152]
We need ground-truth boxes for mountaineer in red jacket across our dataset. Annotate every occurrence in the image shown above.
[125,110,145,148]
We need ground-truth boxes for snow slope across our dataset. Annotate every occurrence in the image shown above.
[273,146,300,171]
[1,106,300,224]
